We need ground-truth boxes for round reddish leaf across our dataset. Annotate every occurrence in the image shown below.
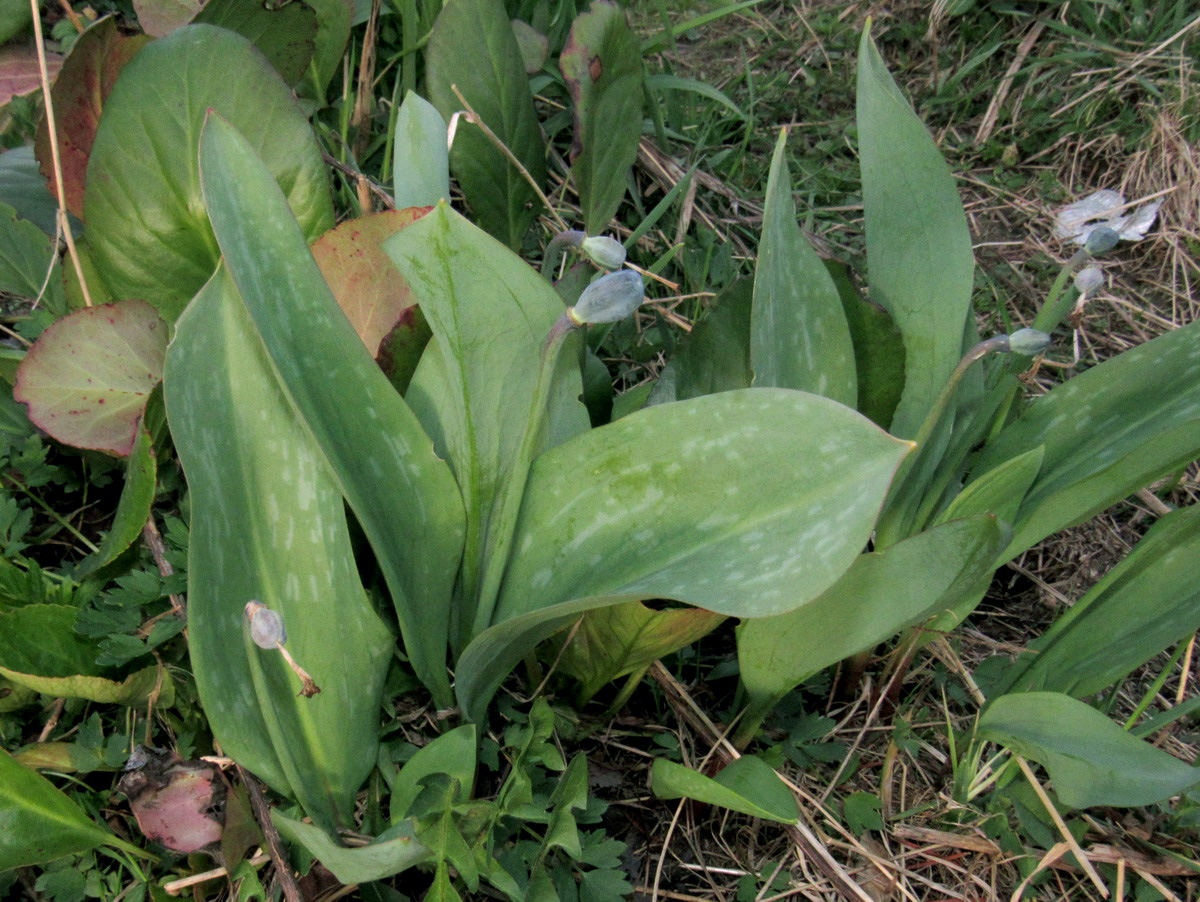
[14,299,167,456]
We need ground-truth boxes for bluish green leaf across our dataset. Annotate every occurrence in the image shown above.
[979,692,1200,809]
[752,130,855,406]
[736,515,1005,743]
[426,0,546,246]
[651,756,797,823]
[85,25,333,321]
[857,27,974,438]
[973,319,1200,560]
[197,114,465,706]
[164,267,392,830]
[560,0,644,232]
[392,90,450,209]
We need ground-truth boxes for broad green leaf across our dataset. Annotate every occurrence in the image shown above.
[972,319,1200,561]
[384,202,587,637]
[0,604,172,706]
[0,0,30,43]
[857,28,973,438]
[272,811,432,883]
[392,91,450,209]
[999,505,1200,698]
[309,209,430,358]
[558,602,725,701]
[827,260,905,428]
[426,0,546,246]
[457,389,911,721]
[385,724,477,824]
[33,18,149,220]
[0,200,59,303]
[13,300,167,456]
[0,145,60,235]
[0,748,135,869]
[560,0,644,232]
[751,130,855,406]
[193,0,317,86]
[651,757,797,823]
[497,389,910,624]
[648,278,752,406]
[73,426,157,577]
[198,114,465,706]
[133,0,199,36]
[164,266,393,830]
[978,692,1200,809]
[736,514,1006,743]
[510,18,548,73]
[301,0,353,98]
[85,25,333,321]
[0,44,57,108]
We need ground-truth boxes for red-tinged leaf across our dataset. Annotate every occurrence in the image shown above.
[0,43,61,107]
[118,750,224,853]
[34,19,150,220]
[133,0,200,37]
[310,208,430,359]
[14,300,167,456]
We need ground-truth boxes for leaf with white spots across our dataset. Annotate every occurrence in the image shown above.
[14,300,167,456]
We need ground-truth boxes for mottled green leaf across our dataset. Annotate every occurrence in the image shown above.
[752,130,855,406]
[979,692,1200,809]
[426,0,546,246]
[197,115,464,706]
[857,27,973,438]
[85,25,333,321]
[560,0,643,232]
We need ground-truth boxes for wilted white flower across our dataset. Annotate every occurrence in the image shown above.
[568,270,645,325]
[1073,266,1105,299]
[1054,189,1162,247]
[246,600,286,648]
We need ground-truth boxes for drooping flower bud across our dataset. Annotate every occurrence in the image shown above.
[567,270,645,325]
[246,601,286,648]
[1007,328,1052,356]
[580,235,627,270]
[1083,227,1120,256]
[1073,266,1104,299]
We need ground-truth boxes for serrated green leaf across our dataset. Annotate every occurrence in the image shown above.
[85,25,333,321]
[197,113,464,706]
[560,0,643,232]
[979,692,1200,809]
[752,130,855,406]
[386,725,477,824]
[426,0,546,246]
[857,27,973,438]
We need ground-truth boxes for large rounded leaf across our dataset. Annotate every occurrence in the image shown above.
[84,24,333,321]
[14,300,167,456]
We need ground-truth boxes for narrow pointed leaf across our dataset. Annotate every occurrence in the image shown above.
[973,319,1200,560]
[560,0,643,231]
[198,114,465,705]
[979,692,1200,809]
[737,514,1006,740]
[999,505,1200,698]
[857,28,973,438]
[164,267,393,829]
[651,757,797,823]
[272,812,432,883]
[752,130,855,405]
[426,0,546,246]
[85,25,333,321]
[393,91,450,209]
[73,425,157,577]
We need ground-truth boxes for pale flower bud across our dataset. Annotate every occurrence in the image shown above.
[580,235,627,270]
[245,600,286,648]
[1083,227,1120,256]
[1007,328,1051,356]
[1074,266,1104,299]
[567,270,644,325]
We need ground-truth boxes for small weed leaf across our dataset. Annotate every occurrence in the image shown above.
[652,756,798,824]
[33,18,150,220]
[14,301,167,456]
